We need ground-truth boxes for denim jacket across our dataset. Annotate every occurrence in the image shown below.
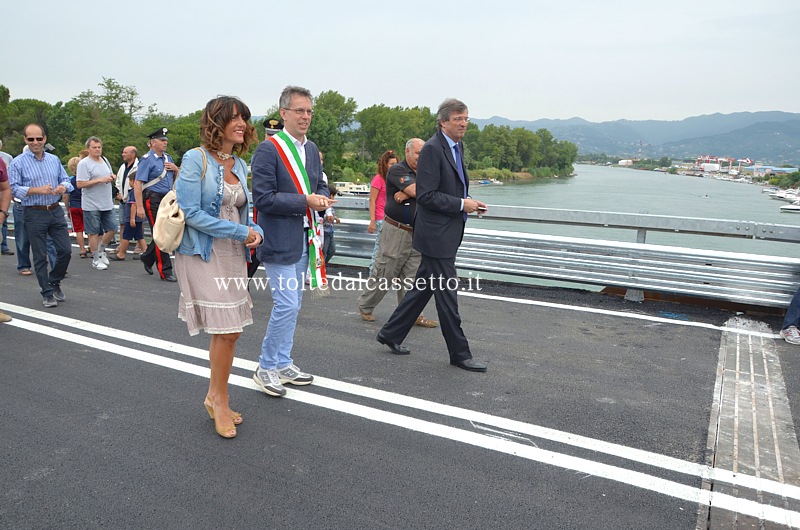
[175,147,263,262]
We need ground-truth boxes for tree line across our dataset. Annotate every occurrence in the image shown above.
[0,79,578,181]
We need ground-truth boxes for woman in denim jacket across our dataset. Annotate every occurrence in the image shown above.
[175,96,263,439]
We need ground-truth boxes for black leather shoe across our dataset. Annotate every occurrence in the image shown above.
[108,254,126,261]
[143,263,153,275]
[162,275,177,282]
[1,248,14,255]
[376,333,410,355]
[450,358,488,372]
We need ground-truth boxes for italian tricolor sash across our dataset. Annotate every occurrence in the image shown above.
[269,131,328,289]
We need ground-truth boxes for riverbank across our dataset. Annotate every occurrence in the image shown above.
[469,168,573,182]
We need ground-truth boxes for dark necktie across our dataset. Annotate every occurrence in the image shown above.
[453,144,467,221]
[453,144,466,193]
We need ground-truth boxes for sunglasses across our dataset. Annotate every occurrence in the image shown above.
[26,137,44,142]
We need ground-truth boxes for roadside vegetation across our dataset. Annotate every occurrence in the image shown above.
[767,170,800,188]
[0,79,578,182]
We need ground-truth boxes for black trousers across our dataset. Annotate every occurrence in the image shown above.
[141,192,172,278]
[380,254,471,362]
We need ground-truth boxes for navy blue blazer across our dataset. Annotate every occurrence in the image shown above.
[413,131,469,259]
[251,138,328,265]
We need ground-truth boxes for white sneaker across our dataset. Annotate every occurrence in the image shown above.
[278,363,314,385]
[252,366,286,397]
[92,259,108,270]
[780,326,800,345]
[99,252,110,266]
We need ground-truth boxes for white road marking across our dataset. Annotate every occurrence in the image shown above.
[2,303,799,524]
[327,274,779,338]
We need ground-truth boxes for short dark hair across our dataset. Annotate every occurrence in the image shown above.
[436,98,468,129]
[279,86,313,110]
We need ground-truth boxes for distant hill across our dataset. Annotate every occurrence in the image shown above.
[471,112,800,165]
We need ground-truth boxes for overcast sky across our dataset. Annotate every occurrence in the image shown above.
[6,0,798,123]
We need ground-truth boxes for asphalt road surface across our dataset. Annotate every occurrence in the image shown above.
[2,246,799,529]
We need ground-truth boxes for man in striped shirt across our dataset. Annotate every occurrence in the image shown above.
[8,124,73,308]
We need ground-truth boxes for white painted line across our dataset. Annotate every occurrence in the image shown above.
[318,274,780,338]
[5,315,800,526]
[458,290,778,338]
[3,301,799,501]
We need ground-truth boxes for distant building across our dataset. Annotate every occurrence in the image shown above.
[618,159,634,167]
[746,165,799,177]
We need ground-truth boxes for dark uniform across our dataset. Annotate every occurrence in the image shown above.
[247,119,284,281]
[136,127,176,281]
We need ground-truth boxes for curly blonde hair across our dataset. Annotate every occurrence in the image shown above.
[67,156,80,174]
[200,96,257,155]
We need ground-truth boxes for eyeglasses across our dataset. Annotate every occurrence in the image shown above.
[26,137,44,142]
[283,108,314,117]
[449,117,470,123]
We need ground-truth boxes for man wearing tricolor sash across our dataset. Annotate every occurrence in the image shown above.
[251,86,333,397]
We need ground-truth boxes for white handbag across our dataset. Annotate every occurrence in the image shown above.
[152,148,206,253]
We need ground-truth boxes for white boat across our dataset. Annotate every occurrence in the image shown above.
[769,189,800,202]
[333,181,370,196]
[472,178,504,186]
[780,200,800,213]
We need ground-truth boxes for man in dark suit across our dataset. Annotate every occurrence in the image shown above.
[377,98,489,372]
[251,86,333,397]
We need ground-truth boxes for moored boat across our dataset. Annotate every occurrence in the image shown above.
[780,200,800,213]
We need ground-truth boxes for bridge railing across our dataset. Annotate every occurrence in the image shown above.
[8,198,799,307]
[331,197,800,307]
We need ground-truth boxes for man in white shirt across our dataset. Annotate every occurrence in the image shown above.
[115,145,138,247]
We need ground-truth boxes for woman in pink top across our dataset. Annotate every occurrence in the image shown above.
[368,150,398,271]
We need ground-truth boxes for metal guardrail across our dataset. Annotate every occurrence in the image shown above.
[8,197,799,307]
[331,197,800,307]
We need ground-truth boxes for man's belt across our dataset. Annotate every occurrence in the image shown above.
[28,203,61,211]
[384,216,413,233]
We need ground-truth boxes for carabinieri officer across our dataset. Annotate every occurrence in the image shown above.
[133,127,179,282]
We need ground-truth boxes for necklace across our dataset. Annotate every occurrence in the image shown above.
[216,151,232,161]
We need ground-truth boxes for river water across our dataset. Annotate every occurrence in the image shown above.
[472,164,800,259]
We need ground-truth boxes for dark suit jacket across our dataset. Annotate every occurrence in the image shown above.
[413,131,469,259]
[251,137,328,265]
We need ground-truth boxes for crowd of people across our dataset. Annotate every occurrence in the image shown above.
[2,87,490,439]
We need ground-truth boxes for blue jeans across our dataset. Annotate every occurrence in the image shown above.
[322,228,335,264]
[14,202,56,271]
[258,246,309,370]
[25,206,72,297]
[369,219,384,273]
[1,217,7,251]
[783,285,800,330]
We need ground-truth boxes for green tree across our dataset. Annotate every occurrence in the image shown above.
[67,78,144,166]
[354,104,436,170]
[315,90,357,131]
[308,107,344,173]
[511,127,541,170]
[535,128,557,169]
[4,98,53,155]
